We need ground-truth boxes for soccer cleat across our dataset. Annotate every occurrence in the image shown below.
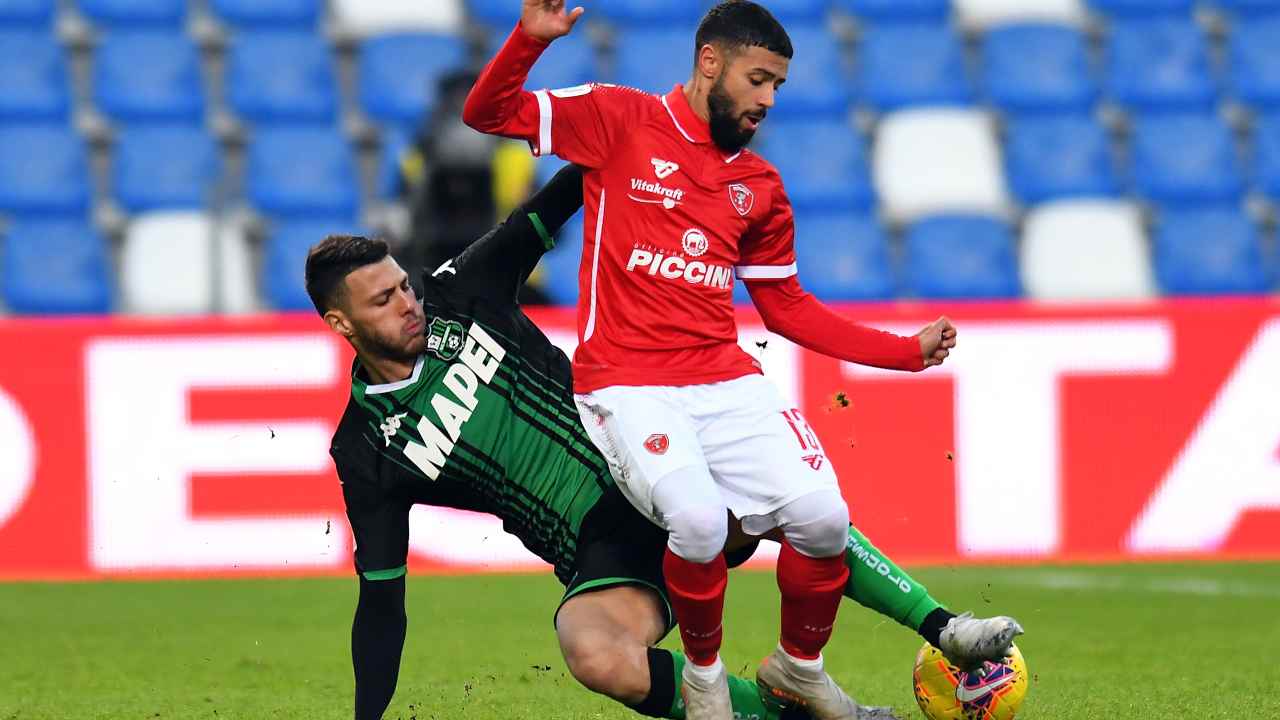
[681,657,733,720]
[938,611,1025,672]
[756,647,899,720]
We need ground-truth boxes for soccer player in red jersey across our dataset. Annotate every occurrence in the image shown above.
[464,3,961,718]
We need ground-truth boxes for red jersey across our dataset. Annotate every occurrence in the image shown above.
[466,25,923,392]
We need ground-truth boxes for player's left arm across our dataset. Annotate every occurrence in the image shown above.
[740,184,956,371]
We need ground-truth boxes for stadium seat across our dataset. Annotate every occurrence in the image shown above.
[247,126,359,217]
[614,28,694,95]
[113,124,220,212]
[226,31,338,124]
[78,0,186,28]
[792,213,897,301]
[377,126,412,200]
[538,212,584,305]
[499,29,597,93]
[857,24,973,110]
[0,30,71,121]
[1088,0,1195,15]
[1153,209,1274,294]
[834,0,950,23]
[1,218,112,314]
[755,118,875,211]
[1004,114,1120,202]
[1104,19,1217,112]
[332,0,463,36]
[93,32,204,123]
[874,108,1011,223]
[1130,113,1244,207]
[0,123,91,216]
[1226,15,1280,110]
[1021,199,1155,299]
[1212,0,1280,15]
[0,0,55,28]
[358,33,467,128]
[262,217,368,311]
[772,24,853,117]
[1252,113,1280,199]
[954,0,1088,29]
[982,24,1097,114]
[757,0,830,23]
[209,0,320,29]
[596,0,710,26]
[467,0,521,27]
[120,211,214,314]
[903,215,1022,299]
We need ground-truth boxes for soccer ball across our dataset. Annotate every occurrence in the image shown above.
[912,642,1028,720]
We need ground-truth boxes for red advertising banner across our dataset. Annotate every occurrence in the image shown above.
[0,298,1277,580]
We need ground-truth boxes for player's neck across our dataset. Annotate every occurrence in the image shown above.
[359,352,417,386]
[682,79,712,123]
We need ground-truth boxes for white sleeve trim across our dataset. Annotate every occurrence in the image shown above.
[735,263,798,280]
[533,89,552,157]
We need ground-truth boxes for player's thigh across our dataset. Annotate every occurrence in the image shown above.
[575,385,711,523]
[555,585,669,696]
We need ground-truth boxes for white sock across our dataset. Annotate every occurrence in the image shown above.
[779,645,824,671]
[685,655,725,682]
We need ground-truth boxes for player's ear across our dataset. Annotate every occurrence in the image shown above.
[324,308,354,339]
[695,42,722,81]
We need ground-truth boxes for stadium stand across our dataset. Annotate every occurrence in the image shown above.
[357,33,467,128]
[331,0,462,35]
[1153,209,1274,294]
[1004,114,1120,202]
[208,0,321,30]
[1104,17,1217,111]
[953,0,1088,29]
[511,29,598,93]
[120,211,217,314]
[539,213,585,306]
[982,24,1097,114]
[1226,15,1280,110]
[835,0,951,23]
[0,123,91,217]
[2,218,112,314]
[1022,200,1156,299]
[613,28,696,95]
[755,0,831,23]
[1251,112,1280,199]
[1089,0,1196,16]
[0,30,71,121]
[596,0,711,26]
[262,217,368,311]
[467,0,521,28]
[113,124,221,212]
[772,24,854,116]
[857,23,974,109]
[93,32,205,123]
[1213,0,1280,15]
[0,0,56,28]
[247,126,359,217]
[78,0,187,28]
[1130,113,1245,207]
[756,118,876,211]
[904,216,1023,299]
[226,31,339,125]
[793,213,898,301]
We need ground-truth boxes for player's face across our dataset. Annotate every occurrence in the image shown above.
[339,257,427,363]
[707,46,789,152]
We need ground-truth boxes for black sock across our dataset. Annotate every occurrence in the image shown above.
[629,647,676,718]
[918,607,956,649]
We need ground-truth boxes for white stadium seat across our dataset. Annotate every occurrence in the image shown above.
[216,220,258,314]
[954,0,1089,29]
[332,0,463,36]
[122,212,216,315]
[1022,200,1156,300]
[873,108,1012,224]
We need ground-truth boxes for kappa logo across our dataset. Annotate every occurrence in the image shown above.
[379,412,408,447]
[728,183,754,216]
[651,158,680,180]
[425,317,465,361]
[643,433,669,455]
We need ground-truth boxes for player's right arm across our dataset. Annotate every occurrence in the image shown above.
[461,2,647,167]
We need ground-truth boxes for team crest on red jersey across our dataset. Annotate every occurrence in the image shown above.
[644,433,669,455]
[728,183,754,216]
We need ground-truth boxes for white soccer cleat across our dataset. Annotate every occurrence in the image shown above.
[681,657,733,720]
[938,612,1025,672]
[757,646,893,720]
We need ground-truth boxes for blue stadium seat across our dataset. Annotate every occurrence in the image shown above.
[78,0,186,28]
[755,119,874,210]
[538,212,584,305]
[377,127,412,200]
[93,32,204,123]
[1131,114,1244,206]
[1250,113,1280,198]
[760,0,830,23]
[1004,114,1120,202]
[614,28,692,95]
[857,24,972,110]
[0,124,90,216]
[597,0,710,26]
[1154,209,1273,294]
[0,31,71,121]
[359,33,467,128]
[904,216,1022,299]
[114,124,220,211]
[263,217,368,310]
[793,213,896,301]
[983,25,1097,114]
[1212,0,1280,15]
[1088,0,1196,15]
[468,0,521,27]
[247,126,358,217]
[0,0,56,27]
[209,0,320,29]
[773,24,852,117]
[834,0,950,23]
[1105,19,1216,112]
[495,29,597,92]
[1227,15,1280,110]
[2,219,112,314]
[226,31,337,124]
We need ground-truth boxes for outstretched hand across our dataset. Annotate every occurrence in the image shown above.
[916,316,958,369]
[521,0,585,43]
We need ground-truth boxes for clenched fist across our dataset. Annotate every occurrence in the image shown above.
[916,316,958,369]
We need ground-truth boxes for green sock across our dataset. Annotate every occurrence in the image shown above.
[666,650,779,720]
[843,523,942,632]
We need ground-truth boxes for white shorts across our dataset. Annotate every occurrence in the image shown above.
[574,374,839,535]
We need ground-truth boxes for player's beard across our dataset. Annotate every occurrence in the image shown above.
[353,324,425,367]
[707,73,760,153]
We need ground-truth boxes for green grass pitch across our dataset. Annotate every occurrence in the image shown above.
[3,561,1277,719]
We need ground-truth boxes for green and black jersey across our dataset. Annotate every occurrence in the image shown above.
[330,167,617,586]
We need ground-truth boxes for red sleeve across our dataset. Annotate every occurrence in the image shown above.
[746,276,925,372]
[736,176,798,281]
[462,23,650,168]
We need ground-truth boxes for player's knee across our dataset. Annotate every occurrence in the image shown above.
[665,503,729,564]
[779,490,850,558]
[561,636,648,701]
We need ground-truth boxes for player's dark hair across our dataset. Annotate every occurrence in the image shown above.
[695,1,793,62]
[305,235,390,317]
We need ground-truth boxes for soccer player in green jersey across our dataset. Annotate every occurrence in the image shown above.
[309,165,1022,720]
